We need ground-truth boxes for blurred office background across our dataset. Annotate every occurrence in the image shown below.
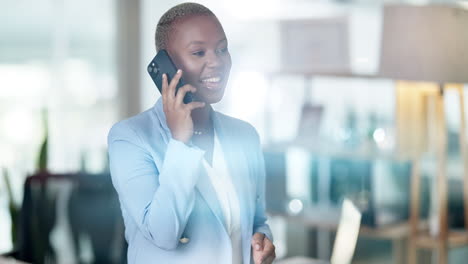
[1,0,468,263]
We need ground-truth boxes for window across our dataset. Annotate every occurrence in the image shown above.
[0,0,117,253]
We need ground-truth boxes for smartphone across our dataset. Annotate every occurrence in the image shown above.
[147,49,193,104]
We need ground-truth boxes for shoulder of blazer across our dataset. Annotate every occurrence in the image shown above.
[214,111,260,144]
[107,107,162,147]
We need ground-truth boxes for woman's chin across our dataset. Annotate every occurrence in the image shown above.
[200,96,223,105]
[195,89,225,104]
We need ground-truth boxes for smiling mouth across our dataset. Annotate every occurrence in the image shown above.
[200,76,223,90]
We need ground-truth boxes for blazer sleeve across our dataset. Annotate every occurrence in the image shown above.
[108,121,205,250]
[251,129,274,242]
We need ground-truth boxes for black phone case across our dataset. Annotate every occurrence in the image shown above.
[147,49,193,104]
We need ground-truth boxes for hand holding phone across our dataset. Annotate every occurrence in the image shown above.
[161,70,205,143]
[148,50,193,104]
[149,50,205,143]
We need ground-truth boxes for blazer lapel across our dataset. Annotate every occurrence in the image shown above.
[213,112,254,262]
[195,165,228,232]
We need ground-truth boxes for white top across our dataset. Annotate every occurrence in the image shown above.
[202,132,242,264]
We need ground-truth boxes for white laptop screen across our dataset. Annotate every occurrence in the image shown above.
[330,199,362,264]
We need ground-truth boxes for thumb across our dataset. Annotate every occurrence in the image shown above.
[251,232,265,251]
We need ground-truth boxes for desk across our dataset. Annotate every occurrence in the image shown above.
[0,256,30,264]
[276,256,330,264]
[269,208,410,264]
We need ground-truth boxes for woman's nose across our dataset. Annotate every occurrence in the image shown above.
[206,51,222,68]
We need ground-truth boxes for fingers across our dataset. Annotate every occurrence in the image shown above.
[252,251,262,264]
[251,233,265,251]
[161,73,169,106]
[175,84,196,106]
[253,237,275,264]
[261,254,276,264]
[263,237,274,252]
[261,238,275,263]
[168,69,183,99]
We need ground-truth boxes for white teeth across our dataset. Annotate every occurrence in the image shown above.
[202,77,221,83]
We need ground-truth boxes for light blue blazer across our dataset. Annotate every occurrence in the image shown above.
[107,98,273,264]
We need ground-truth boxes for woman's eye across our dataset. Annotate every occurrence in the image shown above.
[216,47,228,54]
[192,51,205,56]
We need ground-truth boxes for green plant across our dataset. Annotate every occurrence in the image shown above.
[36,108,48,172]
[3,168,19,247]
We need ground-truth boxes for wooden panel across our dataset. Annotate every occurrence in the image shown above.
[380,5,468,83]
[395,81,439,157]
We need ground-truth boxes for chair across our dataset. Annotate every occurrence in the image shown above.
[15,171,126,264]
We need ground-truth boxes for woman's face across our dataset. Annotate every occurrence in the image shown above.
[167,15,231,104]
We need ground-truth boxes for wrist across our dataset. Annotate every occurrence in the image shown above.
[172,136,190,145]
[172,132,192,144]
[169,137,203,153]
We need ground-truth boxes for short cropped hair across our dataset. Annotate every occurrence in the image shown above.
[155,2,216,51]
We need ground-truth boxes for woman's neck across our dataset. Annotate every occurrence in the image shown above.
[191,104,212,132]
